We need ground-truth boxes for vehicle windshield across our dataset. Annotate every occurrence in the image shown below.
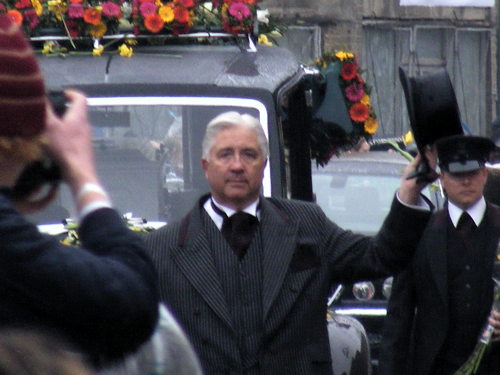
[29,97,268,226]
[312,154,441,235]
[313,173,400,235]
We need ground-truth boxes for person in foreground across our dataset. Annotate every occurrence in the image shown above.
[145,110,434,374]
[0,16,158,368]
[379,135,500,375]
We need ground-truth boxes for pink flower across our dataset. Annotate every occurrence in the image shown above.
[68,4,84,18]
[228,2,250,20]
[139,1,157,17]
[345,83,365,102]
[102,2,121,18]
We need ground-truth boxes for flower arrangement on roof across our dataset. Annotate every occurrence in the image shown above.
[0,0,280,55]
[310,50,379,166]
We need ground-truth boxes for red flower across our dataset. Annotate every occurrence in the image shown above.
[14,0,31,9]
[83,8,102,25]
[66,19,81,37]
[349,102,369,123]
[174,0,195,8]
[340,62,358,81]
[144,13,164,32]
[173,6,190,23]
[24,9,39,29]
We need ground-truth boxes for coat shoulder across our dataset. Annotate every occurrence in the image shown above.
[265,197,324,217]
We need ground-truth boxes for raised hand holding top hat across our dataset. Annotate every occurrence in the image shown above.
[399,67,464,183]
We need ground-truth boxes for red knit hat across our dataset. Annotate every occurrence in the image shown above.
[0,15,46,137]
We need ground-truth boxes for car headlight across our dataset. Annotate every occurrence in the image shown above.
[352,281,375,301]
[382,276,393,299]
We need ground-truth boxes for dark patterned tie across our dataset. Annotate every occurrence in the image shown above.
[457,212,476,235]
[211,200,258,260]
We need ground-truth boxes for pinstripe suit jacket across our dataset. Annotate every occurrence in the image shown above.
[145,194,431,375]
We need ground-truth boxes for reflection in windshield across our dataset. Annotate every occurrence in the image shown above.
[29,101,262,225]
[313,174,400,235]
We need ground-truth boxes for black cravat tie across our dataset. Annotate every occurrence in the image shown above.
[211,200,258,260]
[457,212,476,235]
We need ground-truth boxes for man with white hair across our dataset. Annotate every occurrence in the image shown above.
[146,110,434,375]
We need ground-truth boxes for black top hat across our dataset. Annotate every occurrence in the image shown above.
[436,135,495,174]
[399,67,463,152]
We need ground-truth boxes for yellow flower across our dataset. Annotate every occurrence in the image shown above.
[126,39,137,45]
[42,41,55,54]
[118,43,133,57]
[335,51,347,61]
[364,117,378,135]
[335,50,355,62]
[92,45,104,56]
[258,34,272,46]
[47,0,66,21]
[159,5,174,23]
[403,130,414,145]
[89,22,107,38]
[360,94,370,106]
[31,0,43,16]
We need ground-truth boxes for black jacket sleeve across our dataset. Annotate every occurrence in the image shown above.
[0,194,159,365]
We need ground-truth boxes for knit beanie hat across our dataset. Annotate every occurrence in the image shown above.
[0,15,46,137]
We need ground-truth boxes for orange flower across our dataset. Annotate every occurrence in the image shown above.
[69,0,83,4]
[6,9,23,25]
[89,22,107,37]
[349,102,369,123]
[364,117,378,135]
[173,5,190,23]
[144,14,164,33]
[83,8,101,25]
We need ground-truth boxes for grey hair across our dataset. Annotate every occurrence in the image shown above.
[201,111,269,160]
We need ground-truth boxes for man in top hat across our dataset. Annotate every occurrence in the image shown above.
[380,134,500,375]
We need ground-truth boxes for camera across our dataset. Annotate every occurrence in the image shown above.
[48,90,68,117]
[9,90,66,200]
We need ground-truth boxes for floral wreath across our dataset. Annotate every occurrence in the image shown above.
[0,0,282,55]
[311,50,379,166]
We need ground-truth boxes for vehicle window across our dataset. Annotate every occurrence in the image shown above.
[312,158,440,235]
[313,173,400,235]
[29,98,267,225]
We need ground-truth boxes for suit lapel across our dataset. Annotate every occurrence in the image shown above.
[172,207,234,331]
[427,210,449,306]
[260,199,299,321]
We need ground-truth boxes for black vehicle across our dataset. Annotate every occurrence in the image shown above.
[312,150,445,372]
[33,34,372,374]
